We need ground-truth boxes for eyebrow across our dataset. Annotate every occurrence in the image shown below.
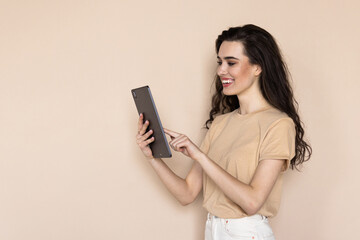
[217,56,240,60]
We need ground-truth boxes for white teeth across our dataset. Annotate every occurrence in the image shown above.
[222,80,233,84]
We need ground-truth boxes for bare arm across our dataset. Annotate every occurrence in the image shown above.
[197,154,284,215]
[165,128,285,215]
[136,114,202,205]
[148,159,203,205]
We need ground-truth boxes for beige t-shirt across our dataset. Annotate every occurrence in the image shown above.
[200,107,296,219]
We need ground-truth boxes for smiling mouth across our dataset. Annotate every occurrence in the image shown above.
[221,78,234,85]
[222,80,233,84]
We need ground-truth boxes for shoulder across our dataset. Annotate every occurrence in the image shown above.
[258,108,297,164]
[257,107,295,132]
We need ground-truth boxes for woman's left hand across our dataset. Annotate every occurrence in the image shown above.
[164,128,203,161]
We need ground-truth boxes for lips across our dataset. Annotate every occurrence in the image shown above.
[221,78,234,87]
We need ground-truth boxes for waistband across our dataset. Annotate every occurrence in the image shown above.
[207,212,266,221]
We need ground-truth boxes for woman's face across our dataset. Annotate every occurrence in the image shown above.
[216,41,261,96]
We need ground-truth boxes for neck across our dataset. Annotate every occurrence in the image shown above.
[237,81,270,115]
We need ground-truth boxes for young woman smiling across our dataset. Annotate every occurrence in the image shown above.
[136,24,312,240]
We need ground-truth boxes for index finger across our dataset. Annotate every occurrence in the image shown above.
[163,128,180,137]
[137,113,144,131]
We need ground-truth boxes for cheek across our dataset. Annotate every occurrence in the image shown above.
[234,65,254,82]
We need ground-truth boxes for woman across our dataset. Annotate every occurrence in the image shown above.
[136,24,312,240]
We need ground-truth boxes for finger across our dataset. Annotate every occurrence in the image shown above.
[169,135,186,148]
[137,113,144,131]
[137,129,153,141]
[140,137,155,148]
[172,141,186,152]
[170,135,187,151]
[139,120,150,135]
[164,128,181,138]
[173,139,192,156]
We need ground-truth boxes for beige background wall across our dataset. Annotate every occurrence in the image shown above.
[1,0,359,239]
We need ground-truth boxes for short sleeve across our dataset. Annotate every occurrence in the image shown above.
[259,118,296,171]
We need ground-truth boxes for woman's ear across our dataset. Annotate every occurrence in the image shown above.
[254,64,262,76]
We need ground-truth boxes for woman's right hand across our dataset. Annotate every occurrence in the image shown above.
[136,113,155,159]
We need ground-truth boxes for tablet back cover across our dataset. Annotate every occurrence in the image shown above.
[131,86,172,158]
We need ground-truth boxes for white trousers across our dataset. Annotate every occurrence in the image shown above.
[205,213,275,240]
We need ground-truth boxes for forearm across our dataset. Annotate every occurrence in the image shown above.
[148,158,194,205]
[163,128,283,214]
[196,154,260,215]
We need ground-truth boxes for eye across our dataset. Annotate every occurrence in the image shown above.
[217,61,222,65]
[228,62,236,66]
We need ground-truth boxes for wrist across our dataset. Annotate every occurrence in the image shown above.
[194,151,207,163]
[148,157,161,164]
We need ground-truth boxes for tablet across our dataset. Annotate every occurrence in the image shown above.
[131,86,172,158]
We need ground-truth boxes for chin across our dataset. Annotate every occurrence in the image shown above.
[222,89,239,96]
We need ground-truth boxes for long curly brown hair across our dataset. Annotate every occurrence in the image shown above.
[205,24,312,170]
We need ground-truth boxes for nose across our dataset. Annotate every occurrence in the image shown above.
[217,63,227,76]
